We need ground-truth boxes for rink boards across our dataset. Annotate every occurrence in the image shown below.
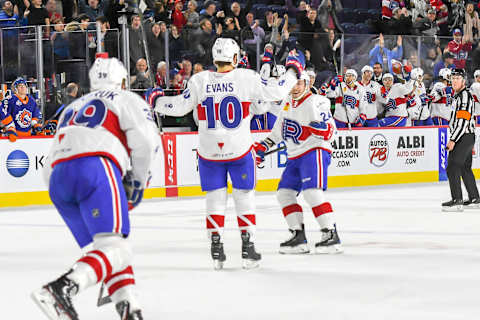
[1,126,479,207]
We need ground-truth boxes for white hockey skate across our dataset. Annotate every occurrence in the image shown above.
[315,225,343,254]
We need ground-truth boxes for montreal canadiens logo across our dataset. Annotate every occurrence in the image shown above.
[6,150,29,177]
[369,134,388,167]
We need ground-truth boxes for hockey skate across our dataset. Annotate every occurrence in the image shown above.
[116,300,143,320]
[31,273,79,320]
[241,232,261,269]
[211,234,226,270]
[279,224,309,254]
[442,199,464,212]
[463,198,480,209]
[315,224,343,254]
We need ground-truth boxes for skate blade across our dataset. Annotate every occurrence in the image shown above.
[315,244,343,254]
[31,289,70,320]
[279,243,310,254]
[442,205,464,212]
[213,259,224,270]
[464,204,480,210]
[242,259,260,269]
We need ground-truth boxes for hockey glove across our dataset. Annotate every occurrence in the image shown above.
[262,50,273,64]
[145,87,164,108]
[122,171,144,209]
[319,84,328,96]
[253,141,268,165]
[329,75,343,90]
[355,114,367,127]
[309,121,334,140]
[6,128,17,142]
[31,123,43,136]
[285,50,306,79]
[443,86,453,96]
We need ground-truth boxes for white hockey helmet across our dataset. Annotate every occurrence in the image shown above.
[439,68,452,81]
[212,38,240,67]
[361,65,373,74]
[345,69,358,79]
[292,71,310,100]
[89,57,128,91]
[474,69,480,79]
[410,67,424,81]
[382,73,394,80]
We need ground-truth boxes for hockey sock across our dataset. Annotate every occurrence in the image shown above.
[206,188,227,238]
[103,266,141,311]
[232,188,256,238]
[277,188,303,230]
[303,188,335,229]
[68,234,133,292]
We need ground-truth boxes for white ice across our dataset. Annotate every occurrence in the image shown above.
[2,182,480,320]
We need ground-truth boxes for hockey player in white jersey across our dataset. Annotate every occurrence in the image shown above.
[430,68,454,125]
[31,57,159,320]
[358,65,381,127]
[407,68,433,126]
[254,72,342,254]
[150,38,303,270]
[469,69,480,124]
[378,73,410,127]
[323,69,368,128]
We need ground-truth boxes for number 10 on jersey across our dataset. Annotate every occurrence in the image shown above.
[200,96,244,129]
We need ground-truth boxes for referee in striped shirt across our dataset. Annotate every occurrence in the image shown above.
[443,68,480,211]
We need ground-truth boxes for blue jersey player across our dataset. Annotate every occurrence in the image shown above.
[31,58,159,320]
[0,77,42,141]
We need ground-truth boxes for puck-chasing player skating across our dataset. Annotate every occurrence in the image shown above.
[31,57,160,320]
[0,77,43,141]
[254,72,343,254]
[149,38,304,270]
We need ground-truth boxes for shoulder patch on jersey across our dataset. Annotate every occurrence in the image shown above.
[183,89,191,99]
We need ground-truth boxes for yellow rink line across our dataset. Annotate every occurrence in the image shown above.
[0,171,440,208]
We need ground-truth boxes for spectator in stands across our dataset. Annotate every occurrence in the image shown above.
[413,8,438,38]
[464,2,480,43]
[200,0,217,26]
[179,58,192,81]
[422,46,442,81]
[154,1,170,24]
[410,0,428,22]
[286,0,311,22]
[147,21,166,72]
[266,13,287,49]
[79,0,107,21]
[131,58,154,90]
[431,0,449,35]
[168,24,184,63]
[317,0,343,34]
[183,0,200,43]
[65,82,80,105]
[244,12,265,45]
[372,62,383,83]
[382,0,400,21]
[24,0,50,30]
[447,0,465,33]
[298,5,322,52]
[195,18,219,66]
[51,17,70,60]
[193,62,204,74]
[0,0,20,32]
[221,16,241,43]
[220,0,253,29]
[369,34,403,74]
[95,16,118,58]
[66,14,90,60]
[105,0,126,30]
[385,7,412,35]
[129,14,146,73]
[444,28,472,70]
[156,61,168,88]
[171,0,186,33]
[170,68,184,92]
[46,0,61,22]
[433,51,455,78]
[319,28,340,73]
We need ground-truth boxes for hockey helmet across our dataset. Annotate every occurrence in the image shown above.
[361,65,373,74]
[410,67,424,81]
[439,68,452,81]
[292,71,310,100]
[382,73,394,80]
[474,69,480,79]
[212,38,240,68]
[12,77,27,91]
[89,57,128,91]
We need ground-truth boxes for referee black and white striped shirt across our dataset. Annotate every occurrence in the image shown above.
[449,87,476,142]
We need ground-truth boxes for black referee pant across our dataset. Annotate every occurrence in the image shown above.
[447,133,480,201]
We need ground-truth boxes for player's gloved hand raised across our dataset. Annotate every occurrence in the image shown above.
[253,141,269,165]
[6,128,17,142]
[355,114,367,127]
[262,50,273,64]
[443,86,453,96]
[122,171,145,209]
[144,87,164,108]
[319,84,328,96]
[309,121,334,140]
[329,75,343,89]
[285,49,306,79]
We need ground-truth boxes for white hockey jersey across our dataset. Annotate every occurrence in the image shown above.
[358,80,382,119]
[469,82,480,116]
[408,81,431,121]
[326,82,367,124]
[44,89,160,187]
[381,82,412,118]
[154,68,297,161]
[266,92,335,159]
[430,81,454,120]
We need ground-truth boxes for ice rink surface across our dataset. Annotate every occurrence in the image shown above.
[2,182,480,320]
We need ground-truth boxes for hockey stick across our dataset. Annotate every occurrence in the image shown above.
[264,145,286,156]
